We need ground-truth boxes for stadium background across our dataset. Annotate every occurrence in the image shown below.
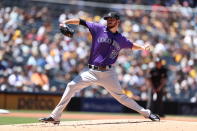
[0,0,197,117]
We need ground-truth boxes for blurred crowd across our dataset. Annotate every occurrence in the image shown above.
[123,0,197,7]
[0,0,197,103]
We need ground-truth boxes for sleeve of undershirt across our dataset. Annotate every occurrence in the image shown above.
[79,19,88,27]
[79,19,102,35]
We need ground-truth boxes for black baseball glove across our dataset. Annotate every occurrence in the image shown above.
[59,24,75,37]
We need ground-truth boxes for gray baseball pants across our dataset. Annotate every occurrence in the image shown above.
[50,68,150,120]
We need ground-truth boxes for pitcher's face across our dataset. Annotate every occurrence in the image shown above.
[106,17,119,29]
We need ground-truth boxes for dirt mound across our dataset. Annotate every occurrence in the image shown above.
[1,119,196,131]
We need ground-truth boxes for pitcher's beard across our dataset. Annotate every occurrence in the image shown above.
[107,21,118,29]
[107,24,116,29]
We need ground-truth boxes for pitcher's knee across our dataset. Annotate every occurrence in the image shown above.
[66,82,79,92]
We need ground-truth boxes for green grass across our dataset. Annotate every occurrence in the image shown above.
[0,117,38,125]
[0,116,81,125]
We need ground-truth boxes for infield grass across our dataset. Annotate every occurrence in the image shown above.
[0,116,80,125]
[0,117,37,125]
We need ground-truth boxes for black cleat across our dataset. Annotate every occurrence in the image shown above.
[39,117,60,125]
[148,113,160,121]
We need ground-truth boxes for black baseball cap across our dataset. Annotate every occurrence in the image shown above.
[104,12,120,20]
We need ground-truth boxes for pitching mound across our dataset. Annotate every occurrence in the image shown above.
[1,119,197,131]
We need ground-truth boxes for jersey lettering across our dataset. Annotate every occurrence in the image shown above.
[97,37,112,44]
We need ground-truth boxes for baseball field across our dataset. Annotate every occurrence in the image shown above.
[0,110,197,131]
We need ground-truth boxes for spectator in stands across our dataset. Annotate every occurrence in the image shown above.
[31,67,49,92]
[7,66,26,91]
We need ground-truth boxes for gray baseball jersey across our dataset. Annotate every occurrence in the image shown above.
[49,20,151,121]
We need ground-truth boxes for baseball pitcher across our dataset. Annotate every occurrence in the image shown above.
[39,12,160,124]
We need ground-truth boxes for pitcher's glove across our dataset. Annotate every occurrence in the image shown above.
[59,24,74,37]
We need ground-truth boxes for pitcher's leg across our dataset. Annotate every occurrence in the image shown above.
[49,69,98,121]
[107,82,160,121]
[109,90,150,117]
[50,81,82,120]
[99,70,150,118]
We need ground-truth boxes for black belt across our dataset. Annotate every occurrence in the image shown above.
[88,64,112,71]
